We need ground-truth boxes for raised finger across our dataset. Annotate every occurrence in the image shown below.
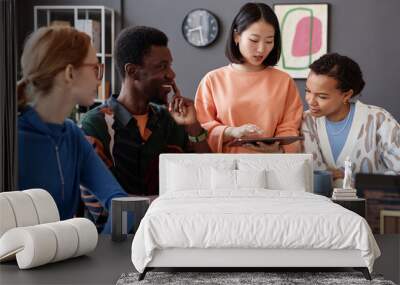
[178,98,184,114]
[171,97,179,113]
[171,81,182,98]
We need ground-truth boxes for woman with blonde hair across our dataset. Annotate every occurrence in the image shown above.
[17,26,129,233]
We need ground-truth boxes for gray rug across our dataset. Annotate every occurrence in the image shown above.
[116,271,396,285]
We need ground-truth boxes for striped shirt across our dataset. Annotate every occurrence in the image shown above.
[81,95,190,196]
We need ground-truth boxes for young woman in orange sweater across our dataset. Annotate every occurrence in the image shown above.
[195,2,303,153]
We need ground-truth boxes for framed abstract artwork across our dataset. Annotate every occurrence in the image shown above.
[274,3,329,78]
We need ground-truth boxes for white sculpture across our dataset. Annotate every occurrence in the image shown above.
[343,156,353,189]
[0,189,98,269]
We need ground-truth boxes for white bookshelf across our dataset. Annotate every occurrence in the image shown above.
[34,5,115,101]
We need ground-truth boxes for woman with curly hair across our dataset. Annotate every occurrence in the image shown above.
[302,53,400,187]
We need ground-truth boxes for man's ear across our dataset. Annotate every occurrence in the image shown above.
[64,64,74,83]
[124,63,140,80]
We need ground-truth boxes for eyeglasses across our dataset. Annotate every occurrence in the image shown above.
[80,63,104,80]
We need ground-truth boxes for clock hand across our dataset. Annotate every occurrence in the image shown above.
[187,26,204,44]
[199,28,204,44]
[187,26,202,33]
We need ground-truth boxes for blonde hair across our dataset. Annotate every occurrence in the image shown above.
[17,26,91,109]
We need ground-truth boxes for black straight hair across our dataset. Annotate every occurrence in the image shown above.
[225,2,281,66]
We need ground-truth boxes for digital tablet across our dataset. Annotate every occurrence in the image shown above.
[227,136,304,147]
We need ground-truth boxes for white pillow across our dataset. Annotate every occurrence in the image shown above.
[211,168,236,190]
[167,162,209,191]
[211,168,267,190]
[237,169,267,189]
[238,159,308,191]
[266,166,307,191]
[166,159,235,192]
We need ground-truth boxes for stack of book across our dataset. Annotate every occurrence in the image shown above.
[332,188,358,199]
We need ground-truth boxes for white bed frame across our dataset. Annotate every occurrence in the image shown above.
[140,154,371,280]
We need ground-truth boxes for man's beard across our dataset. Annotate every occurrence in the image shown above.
[149,89,167,105]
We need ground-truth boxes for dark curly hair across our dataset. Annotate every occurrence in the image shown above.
[115,26,168,79]
[309,53,365,97]
[225,2,281,67]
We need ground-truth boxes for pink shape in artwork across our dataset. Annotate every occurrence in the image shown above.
[292,16,322,57]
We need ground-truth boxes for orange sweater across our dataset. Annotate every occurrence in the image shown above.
[194,65,303,153]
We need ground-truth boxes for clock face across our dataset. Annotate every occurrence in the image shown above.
[182,9,219,47]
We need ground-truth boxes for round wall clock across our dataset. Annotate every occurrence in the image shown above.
[182,9,219,47]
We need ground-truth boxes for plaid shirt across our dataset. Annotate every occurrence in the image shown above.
[81,95,190,196]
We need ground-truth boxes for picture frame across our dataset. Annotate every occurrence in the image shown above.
[274,3,329,78]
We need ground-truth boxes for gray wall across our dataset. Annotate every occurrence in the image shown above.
[18,0,400,120]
